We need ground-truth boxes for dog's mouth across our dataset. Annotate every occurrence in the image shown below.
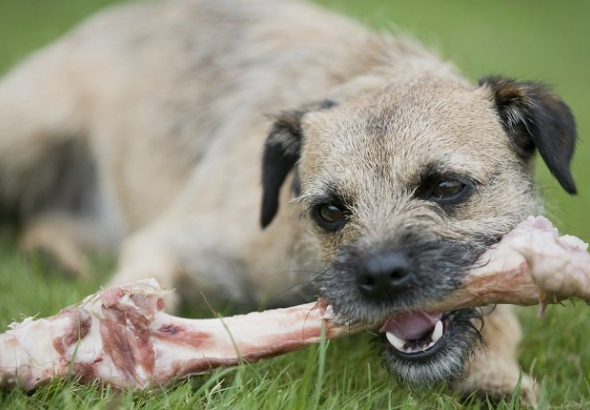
[375,307,483,386]
[318,231,493,385]
[380,310,446,356]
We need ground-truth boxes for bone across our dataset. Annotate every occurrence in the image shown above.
[0,280,357,390]
[0,216,589,391]
[429,216,590,312]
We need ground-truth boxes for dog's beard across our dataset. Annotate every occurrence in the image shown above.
[318,230,491,322]
[317,229,494,385]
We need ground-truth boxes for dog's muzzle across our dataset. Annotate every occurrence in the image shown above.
[357,251,412,301]
[358,251,471,362]
[319,233,490,386]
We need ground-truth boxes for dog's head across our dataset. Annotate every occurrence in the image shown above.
[260,76,576,385]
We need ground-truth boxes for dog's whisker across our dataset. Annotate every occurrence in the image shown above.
[263,269,322,277]
[263,278,319,306]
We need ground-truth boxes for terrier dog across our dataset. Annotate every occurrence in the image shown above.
[0,0,576,403]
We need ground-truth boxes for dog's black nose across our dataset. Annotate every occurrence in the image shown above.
[359,252,412,301]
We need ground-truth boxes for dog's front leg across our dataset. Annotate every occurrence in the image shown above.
[109,212,270,312]
[453,305,537,405]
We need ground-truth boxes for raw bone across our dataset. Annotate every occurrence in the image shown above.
[0,216,589,391]
[430,216,590,312]
[0,280,354,391]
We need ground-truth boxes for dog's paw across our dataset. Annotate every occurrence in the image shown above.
[453,361,538,407]
[19,230,91,278]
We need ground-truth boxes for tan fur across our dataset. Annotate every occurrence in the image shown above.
[1,0,571,403]
[453,306,537,405]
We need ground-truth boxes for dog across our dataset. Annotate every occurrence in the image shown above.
[0,0,577,403]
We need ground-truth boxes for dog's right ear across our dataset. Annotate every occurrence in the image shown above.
[480,76,578,194]
[260,100,336,228]
[260,110,305,228]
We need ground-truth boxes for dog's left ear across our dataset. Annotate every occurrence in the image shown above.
[260,100,336,228]
[480,76,577,194]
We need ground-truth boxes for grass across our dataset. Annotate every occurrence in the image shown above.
[0,0,590,408]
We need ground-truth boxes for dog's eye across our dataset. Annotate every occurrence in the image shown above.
[319,204,345,224]
[431,179,466,202]
[314,203,348,230]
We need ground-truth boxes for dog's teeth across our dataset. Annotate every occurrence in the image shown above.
[323,305,335,320]
[431,320,443,343]
[386,332,406,350]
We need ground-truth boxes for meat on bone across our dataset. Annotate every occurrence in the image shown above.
[1,216,589,390]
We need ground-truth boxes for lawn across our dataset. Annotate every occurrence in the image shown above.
[0,0,589,408]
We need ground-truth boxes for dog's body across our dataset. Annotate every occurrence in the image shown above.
[0,0,578,403]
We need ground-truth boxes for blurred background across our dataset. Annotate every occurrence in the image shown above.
[0,0,588,240]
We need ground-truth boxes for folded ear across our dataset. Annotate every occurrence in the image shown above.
[479,76,577,194]
[260,100,336,228]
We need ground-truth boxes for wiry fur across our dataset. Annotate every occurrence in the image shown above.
[0,0,577,405]
[319,228,495,325]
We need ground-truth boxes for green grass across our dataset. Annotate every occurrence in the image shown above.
[1,0,590,408]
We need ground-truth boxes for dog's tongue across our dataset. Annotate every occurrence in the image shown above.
[380,311,443,340]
